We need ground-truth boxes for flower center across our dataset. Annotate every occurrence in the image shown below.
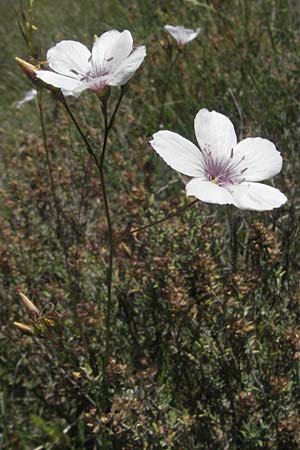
[77,70,110,92]
[202,145,247,187]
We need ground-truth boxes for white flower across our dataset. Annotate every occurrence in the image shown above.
[164,25,200,46]
[36,30,146,97]
[16,89,37,109]
[150,109,287,211]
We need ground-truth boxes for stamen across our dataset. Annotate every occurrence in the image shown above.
[202,144,247,187]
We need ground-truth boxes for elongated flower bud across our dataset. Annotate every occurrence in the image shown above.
[13,321,34,335]
[15,57,38,83]
[19,292,40,317]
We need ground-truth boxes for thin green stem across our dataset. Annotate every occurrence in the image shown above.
[157,48,180,128]
[37,89,61,230]
[62,90,125,382]
[98,89,125,377]
[99,100,114,374]
[62,98,99,169]
[107,87,126,134]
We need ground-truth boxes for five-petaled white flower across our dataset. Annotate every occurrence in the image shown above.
[36,30,146,97]
[164,25,201,47]
[150,109,287,211]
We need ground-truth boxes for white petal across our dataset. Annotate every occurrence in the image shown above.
[183,29,200,44]
[194,109,237,161]
[186,179,233,205]
[232,137,283,182]
[92,30,133,76]
[109,46,146,86]
[16,89,37,109]
[36,70,83,92]
[150,130,204,178]
[164,25,200,45]
[62,87,86,98]
[47,40,91,77]
[164,25,182,42]
[227,182,287,211]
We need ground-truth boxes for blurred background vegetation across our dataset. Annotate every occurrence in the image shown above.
[1,0,300,448]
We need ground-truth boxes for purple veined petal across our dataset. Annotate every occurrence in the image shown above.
[194,109,237,161]
[186,178,233,205]
[232,137,283,182]
[47,40,91,77]
[36,70,83,92]
[91,30,133,77]
[76,74,111,93]
[150,130,205,178]
[226,182,287,211]
[108,45,146,86]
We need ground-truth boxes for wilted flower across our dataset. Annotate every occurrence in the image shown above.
[164,25,200,47]
[16,89,37,109]
[150,109,287,211]
[36,30,146,97]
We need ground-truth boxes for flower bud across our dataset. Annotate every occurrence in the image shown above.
[13,321,34,335]
[15,57,63,98]
[15,57,38,83]
[19,292,40,318]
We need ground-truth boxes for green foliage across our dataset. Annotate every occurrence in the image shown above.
[1,0,300,448]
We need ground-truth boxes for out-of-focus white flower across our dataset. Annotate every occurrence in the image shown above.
[164,25,200,46]
[16,89,37,109]
[36,30,146,97]
[150,109,287,211]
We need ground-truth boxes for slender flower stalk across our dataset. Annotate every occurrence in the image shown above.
[157,48,180,128]
[37,89,61,233]
[62,90,125,379]
[98,99,114,374]
[158,25,200,127]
